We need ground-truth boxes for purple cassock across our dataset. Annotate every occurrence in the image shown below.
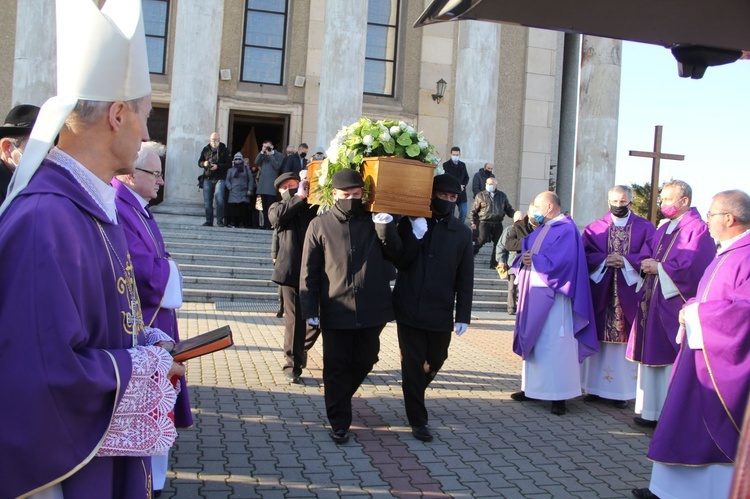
[648,232,750,465]
[513,216,599,362]
[582,213,655,342]
[113,178,193,429]
[626,207,716,366]
[0,161,152,498]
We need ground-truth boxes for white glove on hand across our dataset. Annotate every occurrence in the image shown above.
[455,323,468,336]
[409,217,428,240]
[296,180,309,198]
[372,212,394,224]
[307,317,320,327]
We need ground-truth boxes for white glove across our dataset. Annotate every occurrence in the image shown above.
[409,217,428,240]
[296,180,309,198]
[372,212,393,224]
[455,323,468,336]
[307,317,320,327]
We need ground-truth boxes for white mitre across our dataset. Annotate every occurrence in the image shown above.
[0,0,151,214]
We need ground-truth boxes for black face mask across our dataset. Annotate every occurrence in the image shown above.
[610,204,630,218]
[431,197,455,218]
[281,188,298,200]
[299,152,307,159]
[335,198,363,217]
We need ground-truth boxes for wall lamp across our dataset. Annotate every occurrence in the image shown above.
[432,78,447,104]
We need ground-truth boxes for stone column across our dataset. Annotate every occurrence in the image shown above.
[162,0,224,209]
[315,0,368,149]
[452,21,501,206]
[571,36,622,225]
[555,33,581,213]
[12,0,56,106]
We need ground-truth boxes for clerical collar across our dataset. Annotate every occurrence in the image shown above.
[717,229,750,255]
[609,211,631,227]
[49,148,118,224]
[546,213,566,225]
[666,211,687,234]
[123,184,150,213]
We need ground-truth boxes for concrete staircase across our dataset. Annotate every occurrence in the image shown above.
[157,213,509,315]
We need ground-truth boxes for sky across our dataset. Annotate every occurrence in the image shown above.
[615,41,750,216]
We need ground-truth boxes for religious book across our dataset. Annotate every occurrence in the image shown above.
[171,325,233,362]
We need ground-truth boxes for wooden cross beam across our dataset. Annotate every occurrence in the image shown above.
[629,125,685,225]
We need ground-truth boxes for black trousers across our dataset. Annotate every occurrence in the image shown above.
[473,221,503,266]
[280,285,321,376]
[397,323,452,427]
[507,273,518,314]
[226,202,249,227]
[322,325,384,430]
[260,194,276,229]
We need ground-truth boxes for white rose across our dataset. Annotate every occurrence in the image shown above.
[418,139,428,150]
[362,135,374,146]
[390,125,400,135]
[379,131,391,142]
[405,125,416,136]
[326,146,339,163]
[399,121,407,130]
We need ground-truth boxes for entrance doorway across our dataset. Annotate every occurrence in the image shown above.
[229,111,288,163]
[147,105,169,205]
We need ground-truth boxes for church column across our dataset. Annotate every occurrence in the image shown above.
[12,0,56,106]
[571,35,622,225]
[163,0,224,209]
[451,21,501,195]
[315,0,368,148]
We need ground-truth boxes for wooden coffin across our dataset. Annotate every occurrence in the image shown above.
[307,157,435,217]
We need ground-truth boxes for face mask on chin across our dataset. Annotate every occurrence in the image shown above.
[431,197,455,218]
[335,198,363,217]
[610,204,630,218]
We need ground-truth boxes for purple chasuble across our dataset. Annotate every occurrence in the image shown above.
[626,207,715,366]
[648,232,750,465]
[114,179,193,429]
[582,213,655,342]
[0,161,152,498]
[513,216,599,362]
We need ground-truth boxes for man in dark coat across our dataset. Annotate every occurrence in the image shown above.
[503,208,539,314]
[442,146,469,223]
[300,168,401,444]
[389,174,474,442]
[471,162,495,197]
[281,143,309,175]
[470,177,515,268]
[0,104,39,203]
[269,171,319,384]
[198,132,231,226]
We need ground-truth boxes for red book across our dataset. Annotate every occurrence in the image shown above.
[171,325,233,362]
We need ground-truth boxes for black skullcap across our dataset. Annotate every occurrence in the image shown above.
[332,168,364,190]
[432,174,462,195]
[274,172,300,190]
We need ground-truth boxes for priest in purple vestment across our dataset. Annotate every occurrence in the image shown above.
[626,180,716,428]
[0,1,184,497]
[581,186,655,407]
[633,190,750,499]
[114,141,193,495]
[510,191,598,415]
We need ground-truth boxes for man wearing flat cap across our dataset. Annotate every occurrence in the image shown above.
[269,171,320,384]
[0,104,39,203]
[300,168,401,444]
[388,174,474,442]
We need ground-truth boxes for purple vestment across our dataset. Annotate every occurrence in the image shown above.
[513,216,599,362]
[648,232,750,465]
[0,161,152,498]
[627,207,716,366]
[582,213,655,342]
[114,179,193,429]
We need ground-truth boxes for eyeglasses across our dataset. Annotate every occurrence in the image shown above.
[135,168,163,179]
[705,212,729,219]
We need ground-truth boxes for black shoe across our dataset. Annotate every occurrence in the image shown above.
[226,224,234,228]
[583,394,602,403]
[202,222,213,227]
[631,488,659,499]
[411,425,434,442]
[510,391,537,402]
[154,491,162,498]
[276,309,284,318]
[633,417,658,428]
[217,222,225,227]
[613,400,629,409]
[330,429,349,444]
[285,372,301,384]
[508,310,516,315]
[551,401,567,415]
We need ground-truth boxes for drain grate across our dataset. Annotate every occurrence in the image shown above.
[214,301,279,312]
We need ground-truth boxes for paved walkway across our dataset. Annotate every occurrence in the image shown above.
[163,304,653,498]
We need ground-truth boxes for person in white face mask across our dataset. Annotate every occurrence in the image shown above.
[441,146,469,223]
[0,104,40,203]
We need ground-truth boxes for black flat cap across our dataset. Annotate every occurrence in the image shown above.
[432,174,462,195]
[0,104,40,138]
[332,168,364,190]
[274,171,300,189]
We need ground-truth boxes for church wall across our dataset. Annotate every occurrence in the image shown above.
[0,0,17,117]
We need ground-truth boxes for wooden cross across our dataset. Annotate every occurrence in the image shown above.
[629,125,685,224]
